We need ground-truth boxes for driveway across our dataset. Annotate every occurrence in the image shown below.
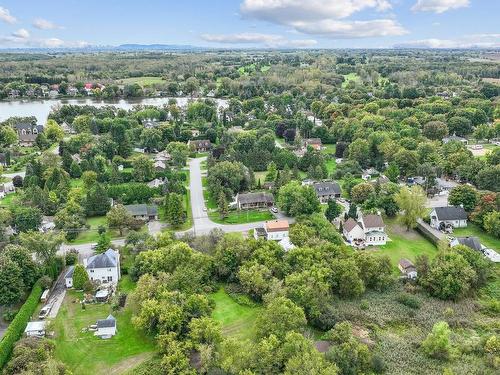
[426,192,449,208]
[46,268,67,319]
[58,239,126,260]
[181,157,293,236]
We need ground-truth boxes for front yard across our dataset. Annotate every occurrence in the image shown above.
[208,209,273,224]
[53,278,154,375]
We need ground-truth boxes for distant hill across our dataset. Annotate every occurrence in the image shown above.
[116,44,205,51]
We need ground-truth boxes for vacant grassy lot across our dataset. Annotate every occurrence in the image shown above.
[118,76,164,86]
[209,209,273,224]
[454,223,500,250]
[210,288,261,340]
[53,288,154,375]
[0,193,18,208]
[68,216,147,245]
[342,72,360,88]
[372,218,438,271]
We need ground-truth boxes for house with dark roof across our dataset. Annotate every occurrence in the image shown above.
[83,249,121,284]
[450,236,482,252]
[398,259,417,279]
[188,139,212,152]
[312,181,341,203]
[124,204,158,221]
[442,134,468,145]
[13,123,44,147]
[95,314,117,339]
[236,192,274,210]
[430,206,467,230]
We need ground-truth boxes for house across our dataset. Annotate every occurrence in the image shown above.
[95,314,117,339]
[64,266,74,288]
[155,150,172,163]
[24,321,47,337]
[359,213,387,245]
[304,138,322,150]
[188,139,212,152]
[398,259,417,279]
[442,134,468,145]
[430,206,468,231]
[343,218,365,245]
[61,122,76,134]
[84,249,121,284]
[67,87,79,96]
[147,178,165,188]
[143,119,159,129]
[236,192,274,210]
[13,123,44,147]
[124,204,158,221]
[312,181,341,203]
[264,220,289,241]
[450,236,482,252]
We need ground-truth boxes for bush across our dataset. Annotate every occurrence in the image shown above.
[2,310,18,322]
[0,280,43,368]
[396,293,421,309]
[65,250,78,265]
[39,275,53,290]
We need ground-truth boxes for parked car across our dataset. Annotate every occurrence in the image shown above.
[271,207,278,213]
[38,304,52,319]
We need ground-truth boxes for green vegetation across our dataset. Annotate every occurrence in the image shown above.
[453,223,500,250]
[0,280,42,368]
[53,290,155,375]
[210,288,261,340]
[118,76,165,86]
[342,72,360,88]
[208,209,273,224]
[0,193,17,209]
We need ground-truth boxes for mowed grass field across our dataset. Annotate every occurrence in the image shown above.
[372,218,438,272]
[118,76,164,86]
[54,281,154,375]
[210,288,261,340]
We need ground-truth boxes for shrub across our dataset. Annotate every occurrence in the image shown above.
[0,280,43,368]
[396,293,421,309]
[65,250,78,265]
[2,310,18,322]
[39,275,53,290]
[72,264,89,290]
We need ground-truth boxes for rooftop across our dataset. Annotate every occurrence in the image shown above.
[237,192,274,205]
[362,214,385,228]
[433,206,468,221]
[265,220,289,232]
[86,249,117,269]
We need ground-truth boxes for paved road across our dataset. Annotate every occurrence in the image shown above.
[426,191,449,208]
[183,157,293,236]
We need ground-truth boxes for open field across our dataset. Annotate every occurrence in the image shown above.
[209,209,273,224]
[454,223,500,250]
[210,288,261,340]
[118,76,164,86]
[53,286,154,375]
[372,218,438,271]
[342,73,360,88]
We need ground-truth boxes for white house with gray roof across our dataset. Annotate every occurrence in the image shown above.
[430,206,467,230]
[95,314,117,339]
[83,249,120,285]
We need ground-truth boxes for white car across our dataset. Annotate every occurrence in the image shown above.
[38,304,52,319]
[271,207,278,213]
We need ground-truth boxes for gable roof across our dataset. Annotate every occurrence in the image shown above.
[97,314,116,329]
[455,237,482,252]
[305,138,322,145]
[344,218,361,232]
[362,214,385,228]
[313,181,341,196]
[86,249,117,269]
[124,204,158,217]
[433,206,467,221]
[399,258,416,270]
[237,192,274,205]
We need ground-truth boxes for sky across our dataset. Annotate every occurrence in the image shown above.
[0,0,498,49]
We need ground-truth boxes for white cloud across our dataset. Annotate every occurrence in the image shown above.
[241,0,392,22]
[200,32,317,48]
[395,34,500,49]
[291,19,407,38]
[239,0,407,38]
[32,18,63,30]
[0,6,16,24]
[12,28,30,39]
[411,0,469,14]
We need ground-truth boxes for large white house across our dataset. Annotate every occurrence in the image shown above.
[430,206,467,231]
[343,213,387,246]
[254,220,290,241]
[83,249,121,285]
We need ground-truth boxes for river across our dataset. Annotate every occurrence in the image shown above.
[0,97,228,123]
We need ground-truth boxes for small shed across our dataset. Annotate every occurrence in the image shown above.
[95,315,117,339]
[95,289,110,302]
[398,259,417,279]
[24,321,47,337]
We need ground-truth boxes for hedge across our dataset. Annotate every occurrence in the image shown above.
[0,280,43,369]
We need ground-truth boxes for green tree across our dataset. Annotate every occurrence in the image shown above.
[82,170,98,190]
[448,185,477,212]
[0,256,25,305]
[69,161,82,178]
[278,181,320,217]
[422,121,448,140]
[85,183,110,217]
[132,155,155,182]
[11,206,42,233]
[166,142,190,167]
[106,204,135,236]
[19,230,64,266]
[325,199,342,222]
[3,245,39,288]
[218,191,229,220]
[422,321,452,360]
[385,162,400,183]
[72,264,89,290]
[350,183,375,204]
[265,161,278,182]
[167,193,185,226]
[394,186,426,230]
[483,211,500,238]
[256,297,306,339]
[95,233,111,253]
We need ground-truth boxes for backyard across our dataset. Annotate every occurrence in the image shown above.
[53,279,154,375]
[453,223,500,250]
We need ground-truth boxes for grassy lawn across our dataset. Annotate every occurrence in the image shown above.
[342,72,360,88]
[254,171,267,185]
[204,189,217,210]
[0,193,18,208]
[118,76,164,86]
[53,289,155,375]
[209,209,273,224]
[453,223,500,250]
[67,216,146,245]
[210,288,261,340]
[371,218,438,272]
[325,158,336,175]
